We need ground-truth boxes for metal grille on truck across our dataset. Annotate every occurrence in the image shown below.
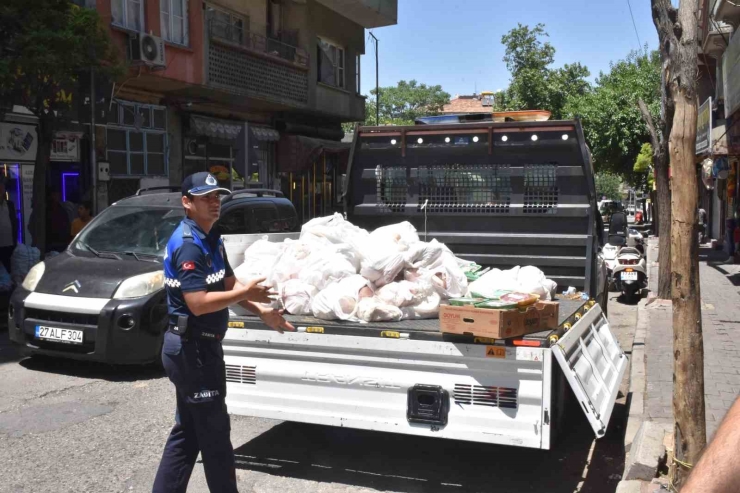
[376,166,408,213]
[417,165,512,214]
[453,384,518,409]
[225,365,256,384]
[523,164,558,214]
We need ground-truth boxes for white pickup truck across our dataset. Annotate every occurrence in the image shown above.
[221,119,624,450]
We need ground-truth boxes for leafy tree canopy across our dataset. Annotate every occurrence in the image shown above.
[364,80,450,126]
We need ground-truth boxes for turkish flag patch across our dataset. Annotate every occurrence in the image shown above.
[181,261,196,271]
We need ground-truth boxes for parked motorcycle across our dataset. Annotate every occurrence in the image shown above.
[612,246,648,301]
[608,212,648,301]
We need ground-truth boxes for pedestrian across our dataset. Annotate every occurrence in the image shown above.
[0,178,18,274]
[70,201,93,237]
[152,172,295,493]
[681,397,740,492]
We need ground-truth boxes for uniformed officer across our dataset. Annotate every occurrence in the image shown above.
[153,172,295,493]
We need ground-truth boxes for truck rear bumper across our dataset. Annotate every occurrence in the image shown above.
[223,331,553,449]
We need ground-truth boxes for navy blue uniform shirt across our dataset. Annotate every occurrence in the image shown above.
[164,217,234,335]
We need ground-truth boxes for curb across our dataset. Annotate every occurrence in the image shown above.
[617,238,663,492]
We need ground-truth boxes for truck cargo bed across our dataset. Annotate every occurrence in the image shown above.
[228,297,588,347]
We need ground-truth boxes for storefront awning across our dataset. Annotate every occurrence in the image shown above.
[190,115,241,141]
[189,115,279,142]
[252,126,280,142]
[277,135,351,173]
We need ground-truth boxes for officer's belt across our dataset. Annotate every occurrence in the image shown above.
[168,317,224,342]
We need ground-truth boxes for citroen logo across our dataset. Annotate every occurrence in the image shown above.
[63,280,81,294]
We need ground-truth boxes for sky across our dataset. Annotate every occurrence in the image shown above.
[359,0,660,99]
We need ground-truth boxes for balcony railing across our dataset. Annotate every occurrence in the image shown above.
[208,19,309,67]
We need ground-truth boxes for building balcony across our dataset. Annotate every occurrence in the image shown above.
[314,0,398,28]
[206,18,310,108]
[712,0,740,28]
[316,83,365,121]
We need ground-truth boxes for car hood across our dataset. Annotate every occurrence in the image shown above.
[35,251,162,298]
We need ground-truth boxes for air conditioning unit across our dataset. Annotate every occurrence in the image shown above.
[130,33,166,68]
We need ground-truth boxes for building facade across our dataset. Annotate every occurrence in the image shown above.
[696,0,740,249]
[0,0,398,243]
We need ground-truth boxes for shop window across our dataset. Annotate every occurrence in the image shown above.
[317,37,345,89]
[106,101,168,176]
[111,0,144,32]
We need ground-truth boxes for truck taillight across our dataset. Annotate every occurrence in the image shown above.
[511,339,542,347]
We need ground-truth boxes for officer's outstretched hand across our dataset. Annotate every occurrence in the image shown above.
[242,276,276,304]
[259,308,296,334]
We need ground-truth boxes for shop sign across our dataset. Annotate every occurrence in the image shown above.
[0,123,37,162]
[696,97,712,154]
[50,132,83,162]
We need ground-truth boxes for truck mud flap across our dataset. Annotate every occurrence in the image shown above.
[551,304,627,438]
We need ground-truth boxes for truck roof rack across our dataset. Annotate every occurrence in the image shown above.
[135,186,180,196]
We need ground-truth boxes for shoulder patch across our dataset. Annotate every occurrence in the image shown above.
[181,261,196,271]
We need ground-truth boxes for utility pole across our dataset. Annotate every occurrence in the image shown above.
[90,67,97,215]
[369,31,379,125]
[651,0,706,487]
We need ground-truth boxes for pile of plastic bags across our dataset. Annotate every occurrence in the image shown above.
[233,213,558,323]
[467,266,558,301]
[233,213,472,322]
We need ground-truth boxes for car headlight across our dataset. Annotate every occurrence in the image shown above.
[113,271,165,299]
[22,262,45,292]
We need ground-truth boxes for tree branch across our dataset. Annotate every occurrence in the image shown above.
[638,98,661,149]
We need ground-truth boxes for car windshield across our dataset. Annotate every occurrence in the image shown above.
[71,205,184,258]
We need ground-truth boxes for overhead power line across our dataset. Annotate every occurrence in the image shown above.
[626,0,643,52]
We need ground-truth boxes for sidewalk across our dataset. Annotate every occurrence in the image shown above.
[617,240,740,491]
[643,238,740,439]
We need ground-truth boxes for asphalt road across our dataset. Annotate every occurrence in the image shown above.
[0,293,639,493]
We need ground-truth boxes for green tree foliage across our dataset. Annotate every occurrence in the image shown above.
[566,50,661,178]
[495,24,591,120]
[364,80,450,126]
[595,172,623,201]
[634,142,655,189]
[0,0,122,253]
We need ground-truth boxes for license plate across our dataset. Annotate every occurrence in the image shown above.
[621,272,638,281]
[35,325,84,345]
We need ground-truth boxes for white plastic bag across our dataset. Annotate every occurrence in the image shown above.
[468,266,520,298]
[280,279,319,315]
[298,246,357,291]
[355,297,404,322]
[517,265,552,300]
[360,251,406,287]
[369,222,420,252]
[311,275,373,321]
[234,238,285,285]
[301,213,370,260]
[400,292,442,320]
[268,240,314,287]
[375,280,432,307]
[403,240,445,269]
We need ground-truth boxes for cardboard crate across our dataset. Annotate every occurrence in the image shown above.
[439,301,560,339]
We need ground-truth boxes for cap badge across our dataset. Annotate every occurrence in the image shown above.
[205,174,217,186]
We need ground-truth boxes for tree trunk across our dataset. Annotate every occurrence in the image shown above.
[670,88,706,487]
[660,0,706,486]
[31,117,52,257]
[638,97,672,299]
[656,157,672,299]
